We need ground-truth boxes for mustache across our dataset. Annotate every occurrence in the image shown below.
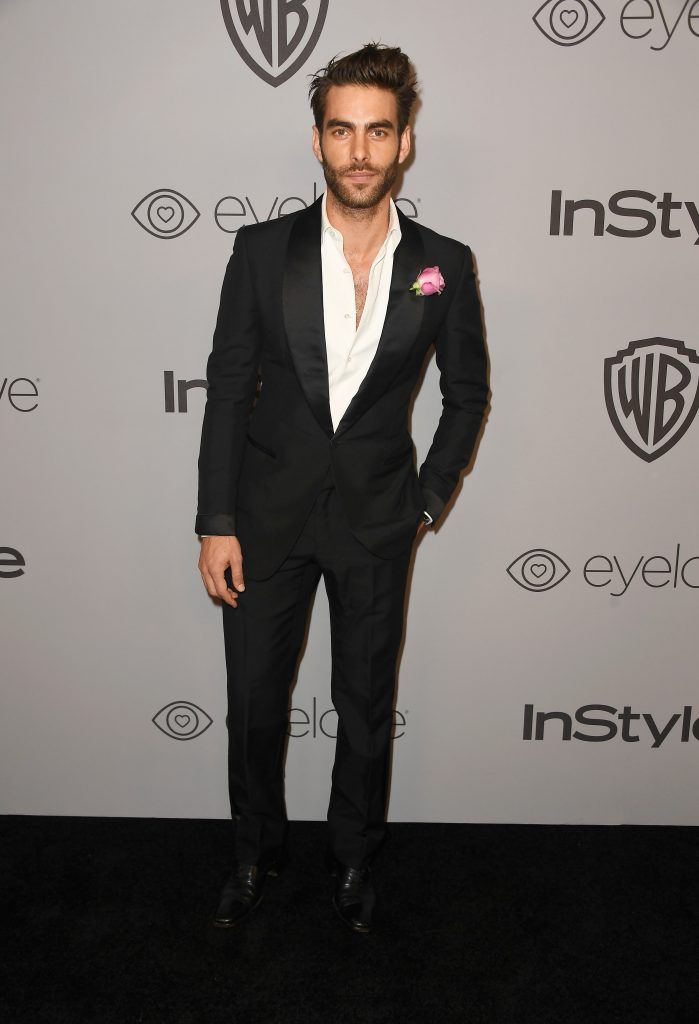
[324,160,383,176]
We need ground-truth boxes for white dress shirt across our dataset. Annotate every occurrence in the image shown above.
[320,191,432,524]
[320,189,401,432]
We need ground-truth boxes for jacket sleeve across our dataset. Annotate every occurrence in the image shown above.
[195,227,261,536]
[418,244,488,524]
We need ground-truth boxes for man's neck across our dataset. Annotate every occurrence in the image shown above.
[325,190,392,259]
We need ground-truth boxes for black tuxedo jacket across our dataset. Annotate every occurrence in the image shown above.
[195,196,488,580]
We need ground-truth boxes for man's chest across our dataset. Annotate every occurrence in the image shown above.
[323,243,389,337]
[344,253,373,329]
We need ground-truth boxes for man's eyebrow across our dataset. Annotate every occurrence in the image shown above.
[325,118,396,131]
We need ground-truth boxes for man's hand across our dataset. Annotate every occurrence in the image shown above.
[198,536,245,607]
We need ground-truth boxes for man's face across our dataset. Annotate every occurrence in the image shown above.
[312,84,411,211]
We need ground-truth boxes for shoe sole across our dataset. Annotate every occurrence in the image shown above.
[331,894,372,934]
[211,890,263,928]
[210,863,284,928]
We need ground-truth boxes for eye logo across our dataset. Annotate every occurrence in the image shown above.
[131,189,200,238]
[604,337,699,462]
[533,0,605,45]
[221,0,328,87]
[152,701,213,741]
[507,549,571,591]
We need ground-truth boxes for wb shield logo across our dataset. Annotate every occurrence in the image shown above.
[604,338,699,462]
[221,0,329,87]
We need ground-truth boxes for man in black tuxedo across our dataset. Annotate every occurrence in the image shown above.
[196,43,488,933]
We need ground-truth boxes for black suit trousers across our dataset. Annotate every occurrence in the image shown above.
[222,465,413,869]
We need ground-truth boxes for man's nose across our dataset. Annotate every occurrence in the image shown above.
[349,132,368,164]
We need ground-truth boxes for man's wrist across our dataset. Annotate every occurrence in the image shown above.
[419,485,445,525]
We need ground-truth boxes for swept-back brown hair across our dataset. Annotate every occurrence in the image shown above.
[308,43,418,136]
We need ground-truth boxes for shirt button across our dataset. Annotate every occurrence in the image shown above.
[344,313,350,319]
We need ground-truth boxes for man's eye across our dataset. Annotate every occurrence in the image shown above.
[372,130,386,137]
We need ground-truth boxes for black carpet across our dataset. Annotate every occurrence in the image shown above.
[1,816,698,1023]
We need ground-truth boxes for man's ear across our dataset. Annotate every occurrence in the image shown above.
[398,124,412,165]
[311,124,322,164]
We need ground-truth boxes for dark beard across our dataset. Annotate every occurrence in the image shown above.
[321,151,400,210]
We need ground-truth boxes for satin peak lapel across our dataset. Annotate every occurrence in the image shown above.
[333,211,426,439]
[282,199,334,437]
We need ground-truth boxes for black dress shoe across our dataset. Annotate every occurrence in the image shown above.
[211,853,284,928]
[326,851,375,934]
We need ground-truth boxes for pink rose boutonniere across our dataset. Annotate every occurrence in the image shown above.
[409,266,445,297]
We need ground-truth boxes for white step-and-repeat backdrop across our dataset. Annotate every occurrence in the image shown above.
[2,1,698,824]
